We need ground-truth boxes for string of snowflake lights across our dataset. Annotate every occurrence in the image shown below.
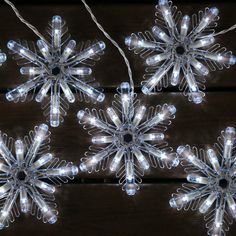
[6,15,106,127]
[77,82,179,195]
[170,127,236,236]
[125,0,236,104]
[0,124,78,229]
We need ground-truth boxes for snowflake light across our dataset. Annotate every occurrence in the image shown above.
[170,127,236,236]
[6,15,106,127]
[125,0,236,104]
[77,82,179,195]
[0,123,78,229]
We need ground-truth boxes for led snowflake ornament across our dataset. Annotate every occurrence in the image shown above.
[77,82,179,195]
[0,123,78,229]
[170,127,236,236]
[6,15,106,127]
[125,0,236,104]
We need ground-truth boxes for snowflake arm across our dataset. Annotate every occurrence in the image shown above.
[6,15,106,127]
[125,0,236,104]
[0,124,78,229]
[77,82,179,195]
[170,127,236,236]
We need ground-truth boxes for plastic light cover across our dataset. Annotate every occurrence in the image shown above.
[77,82,179,196]
[0,124,78,229]
[125,0,236,104]
[6,15,106,127]
[170,127,236,236]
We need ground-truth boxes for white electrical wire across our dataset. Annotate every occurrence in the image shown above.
[81,0,134,93]
[4,0,49,44]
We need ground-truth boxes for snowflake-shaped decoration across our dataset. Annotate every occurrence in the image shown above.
[77,82,179,195]
[125,0,236,104]
[0,123,78,229]
[6,15,106,127]
[170,127,236,236]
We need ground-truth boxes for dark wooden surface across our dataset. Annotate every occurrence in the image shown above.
[0,0,236,235]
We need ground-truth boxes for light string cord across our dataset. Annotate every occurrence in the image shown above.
[4,0,49,44]
[81,0,134,94]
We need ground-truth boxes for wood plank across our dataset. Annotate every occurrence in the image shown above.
[0,184,235,236]
[0,92,236,179]
[0,2,235,89]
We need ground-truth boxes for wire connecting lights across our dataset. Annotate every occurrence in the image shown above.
[125,0,236,104]
[170,127,236,236]
[6,15,106,127]
[77,82,179,196]
[0,124,78,229]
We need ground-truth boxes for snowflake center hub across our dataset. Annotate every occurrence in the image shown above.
[51,66,61,76]
[16,170,27,181]
[123,133,133,144]
[219,178,228,189]
[176,45,185,55]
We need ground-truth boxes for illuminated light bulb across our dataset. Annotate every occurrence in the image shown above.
[79,151,108,172]
[133,147,150,170]
[230,161,236,176]
[125,36,157,49]
[0,162,10,174]
[152,26,173,44]
[207,149,220,174]
[37,40,52,61]
[142,61,173,94]
[34,195,57,224]
[132,106,146,127]
[146,105,176,127]
[158,0,175,29]
[125,160,137,196]
[177,146,206,169]
[170,191,200,208]
[180,15,190,40]
[66,67,92,76]
[140,133,164,142]
[226,194,236,218]
[146,52,171,66]
[59,40,76,63]
[194,7,219,34]
[20,67,46,75]
[109,149,124,172]
[0,183,12,196]
[92,136,113,144]
[170,61,181,86]
[199,192,217,214]
[187,174,209,184]
[60,79,75,103]
[75,41,105,62]
[73,79,105,102]
[7,40,42,63]
[190,58,209,76]
[35,80,52,102]
[190,37,215,49]
[52,15,62,49]
[120,82,131,118]
[214,207,223,228]
[50,94,60,127]
[106,107,122,128]
[33,180,55,194]
[20,187,29,213]
[30,153,53,170]
[185,71,203,104]
[15,139,24,164]
[223,127,235,160]
[46,165,79,176]
[0,53,6,64]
